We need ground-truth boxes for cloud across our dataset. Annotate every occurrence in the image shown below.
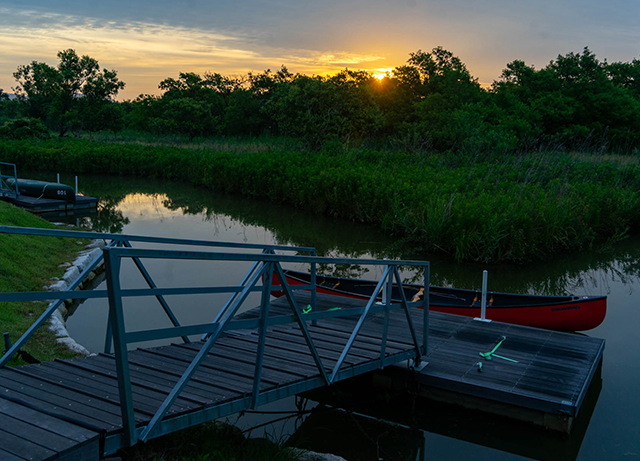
[0,6,391,98]
[1,1,638,98]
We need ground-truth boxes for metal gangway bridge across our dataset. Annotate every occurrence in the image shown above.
[0,226,430,460]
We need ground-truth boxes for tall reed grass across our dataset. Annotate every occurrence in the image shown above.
[3,137,639,263]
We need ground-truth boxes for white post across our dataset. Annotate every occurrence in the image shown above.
[75,176,78,195]
[56,173,60,184]
[481,270,488,320]
[475,270,492,322]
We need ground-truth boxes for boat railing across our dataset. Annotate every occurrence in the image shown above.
[0,162,19,197]
[0,226,431,448]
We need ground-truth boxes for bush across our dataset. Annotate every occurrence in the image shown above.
[0,118,50,140]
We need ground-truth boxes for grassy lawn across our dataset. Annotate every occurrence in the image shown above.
[0,200,88,363]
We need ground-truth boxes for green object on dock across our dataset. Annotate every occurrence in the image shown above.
[303,304,312,314]
[492,354,519,363]
[479,336,518,363]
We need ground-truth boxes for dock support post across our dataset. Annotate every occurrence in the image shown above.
[3,333,11,354]
[57,173,60,184]
[475,270,492,323]
[423,264,430,356]
[75,176,78,195]
[104,248,137,447]
[481,270,488,320]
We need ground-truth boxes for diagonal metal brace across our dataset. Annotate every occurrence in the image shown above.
[138,261,270,442]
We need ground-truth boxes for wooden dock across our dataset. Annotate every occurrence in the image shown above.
[281,292,604,433]
[0,291,604,459]
[376,309,604,432]
[0,194,98,214]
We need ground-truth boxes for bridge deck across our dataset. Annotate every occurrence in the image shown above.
[0,291,422,460]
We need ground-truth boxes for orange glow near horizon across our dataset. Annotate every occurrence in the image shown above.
[371,68,394,80]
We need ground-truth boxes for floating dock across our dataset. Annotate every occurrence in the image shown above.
[0,162,98,215]
[291,291,603,433]
[0,193,98,215]
[376,311,604,432]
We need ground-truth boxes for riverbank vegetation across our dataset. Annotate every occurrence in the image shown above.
[2,137,640,263]
[2,46,640,262]
[0,202,87,363]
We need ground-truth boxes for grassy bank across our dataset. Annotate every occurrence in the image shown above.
[0,201,87,363]
[3,137,640,262]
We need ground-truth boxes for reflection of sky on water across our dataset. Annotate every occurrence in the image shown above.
[58,175,640,460]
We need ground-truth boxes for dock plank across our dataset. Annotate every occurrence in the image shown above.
[0,430,57,461]
[128,350,254,394]
[0,396,99,443]
[0,373,123,428]
[0,447,26,461]
[0,413,79,453]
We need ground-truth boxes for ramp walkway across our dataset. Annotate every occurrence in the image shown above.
[0,226,429,460]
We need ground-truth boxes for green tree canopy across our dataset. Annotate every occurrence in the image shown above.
[13,49,125,136]
[492,47,640,150]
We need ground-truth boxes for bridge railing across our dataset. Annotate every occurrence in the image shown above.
[0,162,19,197]
[99,246,430,446]
[0,225,430,450]
[0,225,315,367]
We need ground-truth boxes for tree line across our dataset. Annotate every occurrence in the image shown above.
[2,47,640,153]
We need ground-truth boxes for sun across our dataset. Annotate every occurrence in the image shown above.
[371,68,394,80]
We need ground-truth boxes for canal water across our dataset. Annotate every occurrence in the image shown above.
[40,173,640,460]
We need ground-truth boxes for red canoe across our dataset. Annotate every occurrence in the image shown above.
[272,270,606,332]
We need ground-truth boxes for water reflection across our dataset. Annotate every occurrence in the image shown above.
[295,364,602,461]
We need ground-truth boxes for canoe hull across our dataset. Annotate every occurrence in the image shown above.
[272,270,606,332]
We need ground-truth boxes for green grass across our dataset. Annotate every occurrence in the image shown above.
[0,201,88,363]
[3,136,640,262]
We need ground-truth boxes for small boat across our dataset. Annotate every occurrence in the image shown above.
[5,178,76,203]
[272,270,606,332]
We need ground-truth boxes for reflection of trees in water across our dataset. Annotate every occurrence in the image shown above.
[89,198,130,234]
[77,174,640,296]
[446,245,640,297]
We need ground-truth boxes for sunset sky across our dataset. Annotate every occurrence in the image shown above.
[1,0,638,100]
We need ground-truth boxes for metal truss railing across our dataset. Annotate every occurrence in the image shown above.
[99,247,430,446]
[0,162,19,197]
[0,225,431,451]
[0,225,315,367]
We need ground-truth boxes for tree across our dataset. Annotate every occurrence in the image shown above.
[13,49,125,136]
[263,74,383,149]
[404,47,487,150]
[492,48,640,151]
